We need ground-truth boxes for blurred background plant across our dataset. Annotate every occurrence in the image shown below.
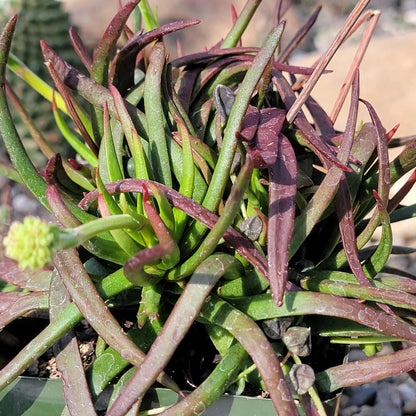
[0,0,416,415]
[0,0,79,166]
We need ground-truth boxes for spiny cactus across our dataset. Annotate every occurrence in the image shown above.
[0,0,78,165]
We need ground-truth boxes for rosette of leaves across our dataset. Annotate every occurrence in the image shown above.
[1,0,416,415]
[0,0,78,165]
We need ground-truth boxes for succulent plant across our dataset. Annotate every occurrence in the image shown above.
[0,0,77,165]
[1,0,416,415]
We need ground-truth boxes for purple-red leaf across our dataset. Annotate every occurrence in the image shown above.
[305,95,335,136]
[272,69,350,172]
[41,41,145,134]
[171,46,260,67]
[49,273,97,415]
[92,0,140,85]
[268,133,297,306]
[388,168,416,213]
[78,179,270,279]
[360,99,390,205]
[0,257,52,291]
[45,61,98,156]
[0,291,49,329]
[123,242,174,287]
[175,67,201,112]
[45,185,81,228]
[53,248,179,392]
[335,176,372,287]
[319,344,416,392]
[69,26,92,73]
[171,47,320,76]
[278,6,321,63]
[236,104,259,142]
[246,108,286,168]
[110,19,200,93]
[45,154,85,199]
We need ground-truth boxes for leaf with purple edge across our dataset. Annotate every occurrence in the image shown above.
[50,92,98,169]
[143,183,180,270]
[175,67,201,113]
[98,101,124,184]
[300,275,416,313]
[45,60,98,156]
[109,84,151,185]
[0,16,49,208]
[90,0,141,141]
[362,190,392,278]
[123,242,173,287]
[144,41,172,187]
[45,154,87,200]
[230,291,416,343]
[92,0,140,87]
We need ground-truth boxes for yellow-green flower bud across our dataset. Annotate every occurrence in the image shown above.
[3,216,60,269]
[2,213,144,270]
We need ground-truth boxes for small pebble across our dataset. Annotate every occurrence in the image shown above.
[340,404,360,416]
[397,382,416,402]
[345,385,377,407]
[374,381,402,416]
[12,193,41,215]
[357,405,379,416]
[403,398,416,415]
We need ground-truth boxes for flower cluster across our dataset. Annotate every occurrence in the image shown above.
[3,216,59,269]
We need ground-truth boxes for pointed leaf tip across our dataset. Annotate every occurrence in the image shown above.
[0,14,18,81]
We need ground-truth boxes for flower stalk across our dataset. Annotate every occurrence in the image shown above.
[3,214,143,269]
